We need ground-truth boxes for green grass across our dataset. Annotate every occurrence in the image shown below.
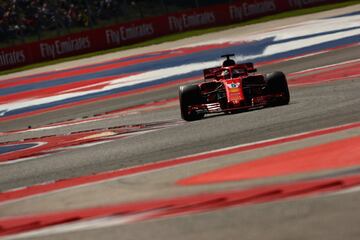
[1,0,358,76]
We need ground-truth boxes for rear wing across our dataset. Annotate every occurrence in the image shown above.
[236,62,257,73]
[203,66,222,79]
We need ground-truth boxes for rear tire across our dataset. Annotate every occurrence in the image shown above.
[265,71,290,106]
[179,85,204,121]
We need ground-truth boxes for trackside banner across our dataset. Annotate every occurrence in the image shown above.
[0,0,343,71]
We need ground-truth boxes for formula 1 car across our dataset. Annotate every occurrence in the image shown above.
[179,54,290,121]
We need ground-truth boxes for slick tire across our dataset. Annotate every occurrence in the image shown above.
[179,85,204,121]
[265,71,290,106]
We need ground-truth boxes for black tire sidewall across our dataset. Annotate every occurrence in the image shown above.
[179,85,204,121]
[265,71,290,105]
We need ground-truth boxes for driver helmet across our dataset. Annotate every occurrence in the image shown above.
[221,69,230,79]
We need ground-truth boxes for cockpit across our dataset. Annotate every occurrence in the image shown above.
[218,67,246,80]
[203,54,256,81]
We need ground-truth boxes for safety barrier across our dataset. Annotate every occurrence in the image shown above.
[0,0,343,71]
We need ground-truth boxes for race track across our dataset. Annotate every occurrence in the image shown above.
[0,5,360,240]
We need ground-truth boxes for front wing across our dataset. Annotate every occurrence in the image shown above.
[188,94,280,114]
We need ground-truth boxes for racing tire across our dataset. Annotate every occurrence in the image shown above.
[179,85,204,121]
[265,71,290,106]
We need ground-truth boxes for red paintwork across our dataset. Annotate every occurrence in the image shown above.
[0,121,180,163]
[290,61,360,86]
[0,75,199,122]
[1,121,359,204]
[190,62,275,114]
[1,174,360,237]
[178,136,360,185]
[223,79,245,104]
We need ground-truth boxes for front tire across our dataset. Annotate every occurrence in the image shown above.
[265,71,290,106]
[179,85,204,121]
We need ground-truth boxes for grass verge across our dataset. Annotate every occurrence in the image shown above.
[1,0,358,76]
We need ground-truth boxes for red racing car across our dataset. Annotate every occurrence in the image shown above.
[179,54,290,121]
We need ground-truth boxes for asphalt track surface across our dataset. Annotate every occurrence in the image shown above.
[1,44,360,191]
[0,5,360,240]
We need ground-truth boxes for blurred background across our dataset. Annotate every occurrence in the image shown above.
[0,0,233,47]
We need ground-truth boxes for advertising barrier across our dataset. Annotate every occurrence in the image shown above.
[0,0,343,71]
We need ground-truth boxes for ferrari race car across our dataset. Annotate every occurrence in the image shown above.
[179,54,290,121]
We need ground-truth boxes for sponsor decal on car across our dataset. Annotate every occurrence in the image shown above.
[229,88,240,93]
[227,83,240,92]
[227,83,240,88]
